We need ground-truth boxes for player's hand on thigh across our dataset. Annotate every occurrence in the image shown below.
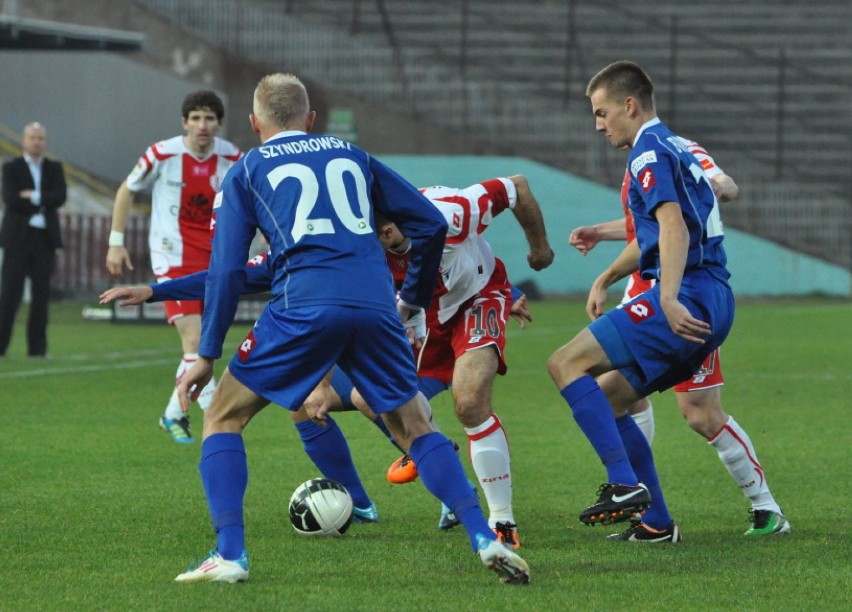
[661,298,711,344]
[303,381,337,426]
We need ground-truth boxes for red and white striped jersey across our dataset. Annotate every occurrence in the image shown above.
[126,135,241,275]
[621,138,723,300]
[386,178,517,325]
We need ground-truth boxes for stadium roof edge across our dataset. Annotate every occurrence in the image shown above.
[0,14,144,50]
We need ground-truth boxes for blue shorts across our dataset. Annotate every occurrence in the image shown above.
[227,305,419,414]
[327,366,448,408]
[589,269,735,397]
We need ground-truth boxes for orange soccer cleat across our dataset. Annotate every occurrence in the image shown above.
[494,521,521,549]
[386,453,419,484]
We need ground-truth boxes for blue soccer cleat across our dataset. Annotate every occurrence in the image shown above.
[352,503,379,523]
[438,480,477,530]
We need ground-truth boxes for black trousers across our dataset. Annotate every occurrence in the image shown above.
[0,228,56,356]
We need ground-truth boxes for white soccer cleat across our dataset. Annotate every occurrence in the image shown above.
[175,549,249,584]
[476,534,530,585]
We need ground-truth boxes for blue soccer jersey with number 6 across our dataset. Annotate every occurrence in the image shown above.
[626,118,729,283]
[199,130,447,358]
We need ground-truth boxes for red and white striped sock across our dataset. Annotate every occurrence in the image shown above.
[465,413,514,527]
[708,416,780,512]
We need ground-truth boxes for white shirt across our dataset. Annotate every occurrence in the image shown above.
[24,153,46,229]
[125,135,241,275]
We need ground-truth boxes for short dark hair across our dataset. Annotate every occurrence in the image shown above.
[586,60,655,110]
[373,209,391,228]
[181,90,225,121]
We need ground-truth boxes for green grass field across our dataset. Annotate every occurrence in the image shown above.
[1,298,850,610]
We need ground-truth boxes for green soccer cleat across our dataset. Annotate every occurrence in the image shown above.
[745,509,791,536]
[175,549,249,584]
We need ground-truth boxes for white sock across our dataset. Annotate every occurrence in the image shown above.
[630,401,655,445]
[182,353,216,411]
[163,387,184,421]
[465,413,514,527]
[163,353,215,419]
[708,416,780,512]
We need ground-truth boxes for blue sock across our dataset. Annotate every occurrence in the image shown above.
[295,417,372,509]
[199,433,247,560]
[372,416,405,454]
[410,432,492,551]
[616,414,674,529]
[561,376,637,485]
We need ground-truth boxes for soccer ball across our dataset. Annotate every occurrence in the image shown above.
[288,478,354,536]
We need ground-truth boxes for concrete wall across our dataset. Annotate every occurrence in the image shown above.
[0,0,499,185]
[0,51,233,183]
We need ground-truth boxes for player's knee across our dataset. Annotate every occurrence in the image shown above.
[453,396,489,428]
[680,401,727,438]
[202,404,249,434]
[546,346,576,387]
[628,396,651,415]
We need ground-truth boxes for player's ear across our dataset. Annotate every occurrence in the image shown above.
[305,111,317,133]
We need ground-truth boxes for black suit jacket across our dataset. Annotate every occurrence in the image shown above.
[1,156,67,250]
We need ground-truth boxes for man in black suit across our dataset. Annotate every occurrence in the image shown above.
[0,122,67,357]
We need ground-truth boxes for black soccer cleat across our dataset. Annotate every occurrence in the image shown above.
[607,521,682,543]
[579,482,652,526]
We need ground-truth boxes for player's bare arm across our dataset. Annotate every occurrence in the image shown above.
[655,202,710,343]
[106,181,136,276]
[568,218,628,255]
[98,284,153,306]
[710,173,739,203]
[508,175,554,271]
[586,239,640,320]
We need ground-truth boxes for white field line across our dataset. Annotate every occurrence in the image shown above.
[0,355,177,379]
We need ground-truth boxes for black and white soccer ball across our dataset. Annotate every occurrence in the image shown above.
[288,478,354,536]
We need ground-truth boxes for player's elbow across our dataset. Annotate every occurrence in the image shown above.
[509,174,531,199]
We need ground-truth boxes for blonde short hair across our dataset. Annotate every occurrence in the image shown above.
[253,73,310,129]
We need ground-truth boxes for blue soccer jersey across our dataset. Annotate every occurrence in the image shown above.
[626,118,729,283]
[199,130,447,359]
